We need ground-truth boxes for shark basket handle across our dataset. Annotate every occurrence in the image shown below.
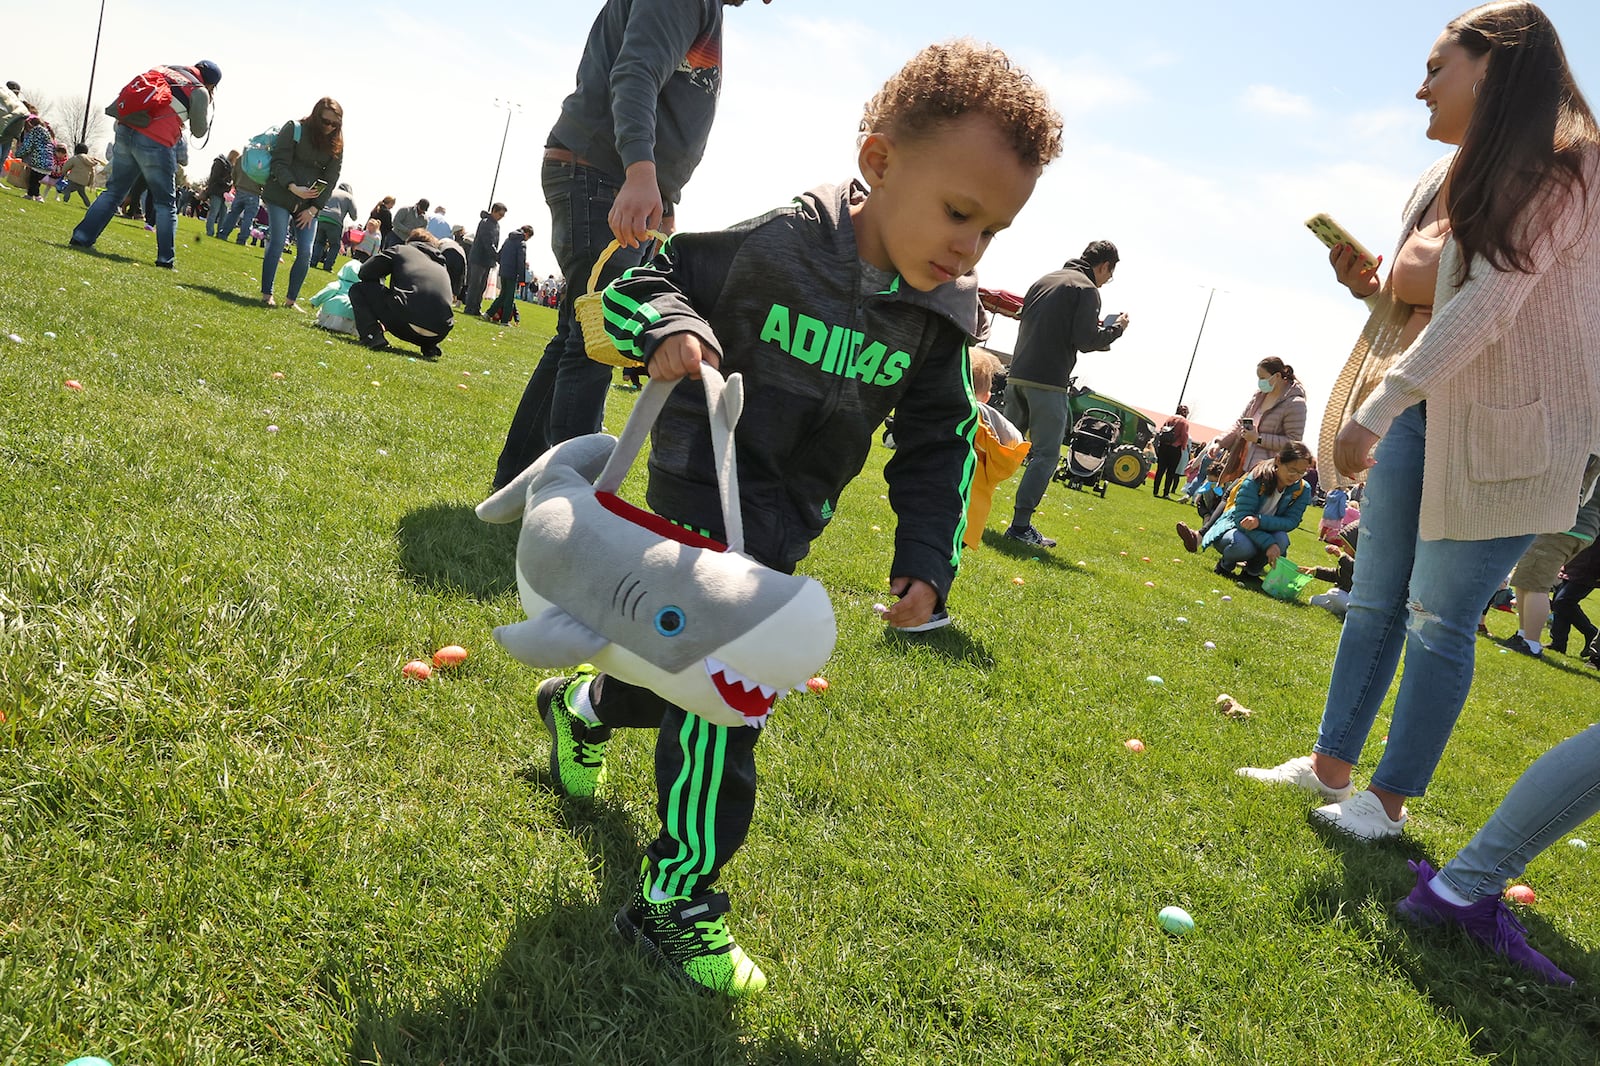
[593,365,747,554]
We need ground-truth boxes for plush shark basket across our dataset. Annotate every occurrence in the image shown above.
[576,230,667,368]
[477,367,837,728]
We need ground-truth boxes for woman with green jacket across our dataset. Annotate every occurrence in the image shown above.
[261,97,343,309]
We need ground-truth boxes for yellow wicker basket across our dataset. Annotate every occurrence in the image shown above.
[577,230,667,368]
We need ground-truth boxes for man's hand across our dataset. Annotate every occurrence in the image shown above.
[610,161,662,248]
[882,577,937,629]
[1113,312,1130,331]
[1333,421,1380,479]
[648,333,720,382]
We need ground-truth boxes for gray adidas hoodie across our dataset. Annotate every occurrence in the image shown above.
[602,181,982,606]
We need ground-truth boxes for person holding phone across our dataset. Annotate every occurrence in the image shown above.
[260,97,344,310]
[1239,2,1600,843]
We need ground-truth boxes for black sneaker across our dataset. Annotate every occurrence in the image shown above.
[1501,633,1542,658]
[1004,524,1057,548]
[1214,560,1235,576]
[536,667,608,798]
[420,344,443,360]
[360,333,391,351]
[614,860,767,997]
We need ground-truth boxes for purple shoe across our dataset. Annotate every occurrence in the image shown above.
[1396,860,1574,986]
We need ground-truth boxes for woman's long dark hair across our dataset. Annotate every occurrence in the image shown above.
[304,97,344,156]
[1446,1,1599,283]
[1244,441,1313,493]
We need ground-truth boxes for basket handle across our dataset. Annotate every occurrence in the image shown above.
[593,365,747,555]
[585,230,669,297]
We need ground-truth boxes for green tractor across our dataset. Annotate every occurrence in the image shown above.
[994,374,1157,490]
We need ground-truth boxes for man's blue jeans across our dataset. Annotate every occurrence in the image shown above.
[1313,404,1534,796]
[218,191,259,244]
[206,194,226,236]
[493,157,650,488]
[72,126,178,265]
[263,202,316,302]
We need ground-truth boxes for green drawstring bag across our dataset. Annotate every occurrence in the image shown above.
[1261,556,1314,601]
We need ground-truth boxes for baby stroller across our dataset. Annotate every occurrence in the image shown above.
[1053,406,1122,497]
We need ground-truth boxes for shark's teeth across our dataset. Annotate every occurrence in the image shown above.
[705,657,783,721]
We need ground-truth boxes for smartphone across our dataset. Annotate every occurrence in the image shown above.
[309,179,329,195]
[1305,212,1379,272]
[1240,417,1255,432]
[1102,312,1121,328]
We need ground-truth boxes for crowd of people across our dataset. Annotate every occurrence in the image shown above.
[11,0,1600,1007]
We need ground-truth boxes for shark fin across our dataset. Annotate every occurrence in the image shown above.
[493,607,609,668]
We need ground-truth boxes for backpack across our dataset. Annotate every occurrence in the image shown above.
[240,121,299,186]
[109,69,173,128]
[1156,422,1177,446]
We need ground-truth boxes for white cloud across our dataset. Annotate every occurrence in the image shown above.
[1240,84,1315,117]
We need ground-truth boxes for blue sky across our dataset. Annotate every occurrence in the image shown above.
[12,0,1600,437]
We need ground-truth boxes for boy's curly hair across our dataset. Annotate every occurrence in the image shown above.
[860,40,1063,169]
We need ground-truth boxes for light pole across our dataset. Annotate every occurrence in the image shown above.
[81,0,108,145]
[1175,286,1219,412]
[487,98,522,212]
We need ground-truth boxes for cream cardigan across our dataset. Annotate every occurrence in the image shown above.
[1319,151,1600,541]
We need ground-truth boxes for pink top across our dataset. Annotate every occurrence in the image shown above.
[1389,218,1449,348]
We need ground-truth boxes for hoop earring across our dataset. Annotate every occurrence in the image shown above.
[1473,78,1483,98]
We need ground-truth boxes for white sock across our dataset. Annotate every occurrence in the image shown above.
[569,680,600,725]
[1519,631,1544,654]
[1428,872,1476,908]
[648,875,677,902]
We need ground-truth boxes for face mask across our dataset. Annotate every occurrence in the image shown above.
[1257,377,1274,393]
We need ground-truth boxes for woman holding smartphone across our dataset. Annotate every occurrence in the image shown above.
[1239,1,1600,842]
[261,97,344,310]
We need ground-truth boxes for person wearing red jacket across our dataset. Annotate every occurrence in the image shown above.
[69,60,221,268]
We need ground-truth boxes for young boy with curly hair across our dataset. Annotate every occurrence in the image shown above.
[535,40,1062,996]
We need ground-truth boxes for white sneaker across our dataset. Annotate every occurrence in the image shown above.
[1235,755,1354,803]
[1310,789,1407,841]
[893,609,951,633]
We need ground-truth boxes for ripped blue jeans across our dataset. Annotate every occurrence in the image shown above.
[1313,404,1534,797]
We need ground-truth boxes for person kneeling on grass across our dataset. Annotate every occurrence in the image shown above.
[349,228,455,359]
[1184,441,1312,577]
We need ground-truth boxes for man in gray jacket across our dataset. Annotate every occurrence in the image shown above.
[1003,240,1130,548]
[492,0,771,490]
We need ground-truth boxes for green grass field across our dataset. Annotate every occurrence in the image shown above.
[3,191,1598,1065]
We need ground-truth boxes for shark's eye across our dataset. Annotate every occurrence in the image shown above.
[654,605,686,636]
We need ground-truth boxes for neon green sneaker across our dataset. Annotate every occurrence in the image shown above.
[614,862,768,998]
[536,665,607,798]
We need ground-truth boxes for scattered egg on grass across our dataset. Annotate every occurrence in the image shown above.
[457,383,469,390]
[1144,581,1155,588]
[806,676,828,693]
[266,425,279,433]
[64,379,83,390]
[43,331,56,339]
[1504,884,1536,905]
[1146,675,1164,685]
[272,371,285,379]
[401,659,433,681]
[377,448,389,456]
[432,645,469,668]
[1012,576,1026,585]
[1568,838,1588,849]
[6,333,22,343]
[1157,906,1195,935]
[1176,617,1188,624]
[1141,556,1151,562]
[1220,595,1233,602]
[1203,641,1216,650]
[1124,738,1145,753]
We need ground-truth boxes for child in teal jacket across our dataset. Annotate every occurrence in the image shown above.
[1201,441,1314,576]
